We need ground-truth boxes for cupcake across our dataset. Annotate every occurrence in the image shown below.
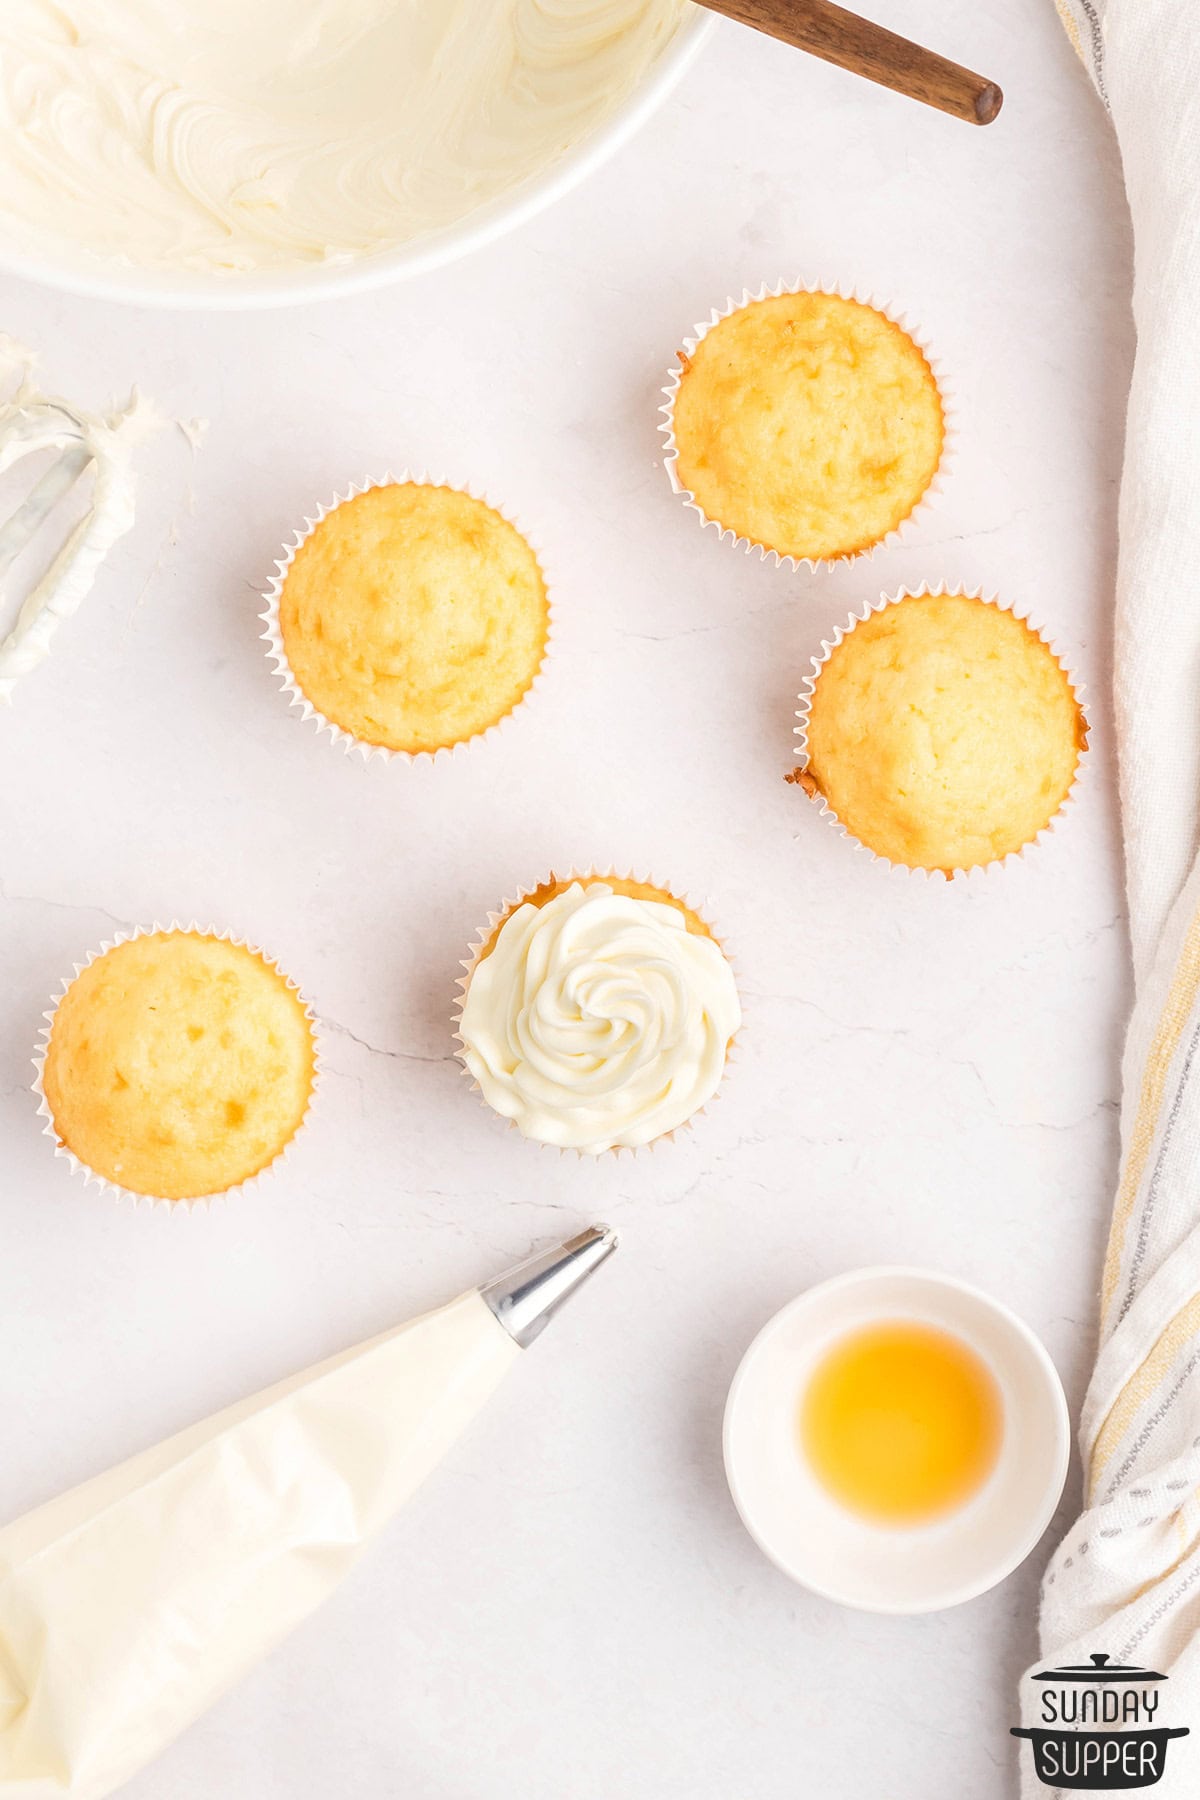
[263,477,550,758]
[792,588,1087,874]
[455,875,740,1154]
[664,286,945,564]
[36,928,317,1203]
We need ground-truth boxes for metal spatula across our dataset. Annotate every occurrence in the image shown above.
[0,345,145,702]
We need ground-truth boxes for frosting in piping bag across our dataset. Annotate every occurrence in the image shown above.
[459,881,740,1153]
[0,1291,518,1799]
[0,0,688,275]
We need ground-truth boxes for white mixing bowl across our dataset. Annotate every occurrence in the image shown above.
[0,12,713,312]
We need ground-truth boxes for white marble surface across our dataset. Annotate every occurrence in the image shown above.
[0,4,1134,1796]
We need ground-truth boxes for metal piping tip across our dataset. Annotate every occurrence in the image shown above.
[480,1224,619,1348]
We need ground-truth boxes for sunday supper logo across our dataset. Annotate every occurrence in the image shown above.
[1012,1654,1190,1789]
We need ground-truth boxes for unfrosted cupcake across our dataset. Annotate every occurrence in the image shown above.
[265,479,550,757]
[793,589,1087,874]
[456,875,740,1154]
[37,929,317,1203]
[666,288,945,563]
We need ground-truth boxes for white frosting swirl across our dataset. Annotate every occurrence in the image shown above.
[459,881,740,1153]
[0,0,687,277]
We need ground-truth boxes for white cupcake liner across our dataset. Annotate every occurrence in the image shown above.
[260,472,555,765]
[31,922,321,1213]
[659,279,956,573]
[790,582,1091,880]
[452,866,741,1158]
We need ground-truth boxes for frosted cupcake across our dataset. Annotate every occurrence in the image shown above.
[665,288,945,563]
[456,876,740,1154]
[37,929,317,1203]
[265,479,550,757]
[793,589,1087,874]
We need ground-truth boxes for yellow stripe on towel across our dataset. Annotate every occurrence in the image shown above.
[1054,0,1085,61]
[1101,906,1200,1323]
[1091,1290,1200,1496]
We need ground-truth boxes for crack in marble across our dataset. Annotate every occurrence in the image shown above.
[0,879,131,935]
[615,599,787,645]
[946,1052,1119,1133]
[910,504,1035,552]
[740,989,1121,1133]
[738,987,914,1040]
[317,1014,456,1067]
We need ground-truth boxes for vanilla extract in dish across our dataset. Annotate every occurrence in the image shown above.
[799,1318,1004,1526]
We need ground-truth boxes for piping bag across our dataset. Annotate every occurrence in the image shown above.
[0,1225,616,1799]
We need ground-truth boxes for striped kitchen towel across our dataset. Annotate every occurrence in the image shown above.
[1019,5,1200,1796]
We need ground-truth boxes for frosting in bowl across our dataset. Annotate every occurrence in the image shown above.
[458,880,740,1153]
[0,0,687,276]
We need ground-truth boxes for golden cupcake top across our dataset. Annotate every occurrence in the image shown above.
[475,873,716,958]
[40,931,316,1201]
[668,290,944,563]
[272,481,549,755]
[457,875,740,1154]
[795,591,1086,874]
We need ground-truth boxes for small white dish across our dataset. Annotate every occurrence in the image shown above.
[723,1266,1070,1614]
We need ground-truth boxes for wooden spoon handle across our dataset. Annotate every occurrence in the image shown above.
[700,0,1003,126]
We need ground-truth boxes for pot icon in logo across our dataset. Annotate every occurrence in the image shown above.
[1013,1653,1189,1789]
